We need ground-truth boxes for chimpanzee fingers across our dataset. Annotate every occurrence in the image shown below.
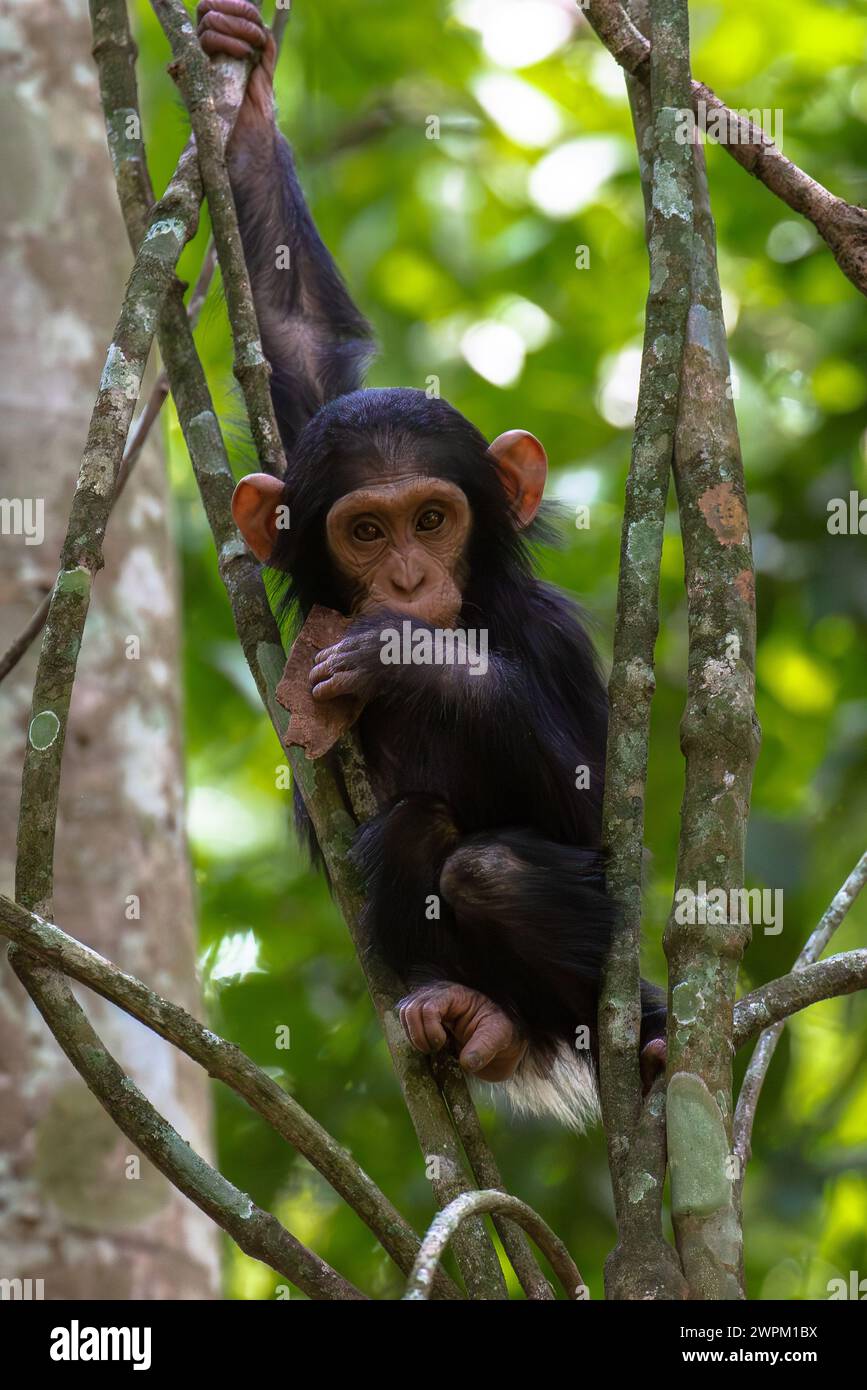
[315,637,364,665]
[309,650,344,687]
[309,639,372,694]
[459,1039,499,1074]
[458,1006,525,1078]
[308,658,332,690]
[399,1000,428,1051]
[418,998,449,1052]
[311,642,341,667]
[199,31,255,61]
[398,986,435,1027]
[198,11,268,50]
[309,647,346,688]
[398,999,424,1050]
[400,997,444,1054]
[197,0,266,31]
[310,670,361,701]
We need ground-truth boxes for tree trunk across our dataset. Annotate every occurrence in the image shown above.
[0,0,219,1300]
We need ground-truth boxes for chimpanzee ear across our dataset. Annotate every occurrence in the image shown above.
[231,473,286,563]
[488,430,547,528]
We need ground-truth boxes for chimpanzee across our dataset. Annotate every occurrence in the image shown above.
[197,0,666,1127]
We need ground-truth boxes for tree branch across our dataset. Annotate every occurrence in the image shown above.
[10,948,366,1301]
[151,0,287,476]
[15,158,203,919]
[0,593,52,686]
[599,0,694,1301]
[402,1192,585,1301]
[581,0,867,298]
[733,850,867,1186]
[432,1055,555,1299]
[733,950,867,1049]
[0,890,462,1299]
[653,1,760,1299]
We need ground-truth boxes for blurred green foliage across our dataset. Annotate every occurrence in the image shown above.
[131,0,867,1298]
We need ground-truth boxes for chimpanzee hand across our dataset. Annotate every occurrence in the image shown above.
[308,623,388,705]
[399,982,528,1082]
[196,1,276,134]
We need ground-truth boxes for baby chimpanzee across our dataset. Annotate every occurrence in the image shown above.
[196,0,666,1128]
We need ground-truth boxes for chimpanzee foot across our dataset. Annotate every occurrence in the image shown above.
[398,981,528,1082]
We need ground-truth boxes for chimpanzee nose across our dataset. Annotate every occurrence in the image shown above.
[389,554,426,596]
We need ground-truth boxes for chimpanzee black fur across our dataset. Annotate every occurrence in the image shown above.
[227,82,666,1124]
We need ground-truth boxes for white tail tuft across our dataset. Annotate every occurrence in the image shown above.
[492,1043,600,1132]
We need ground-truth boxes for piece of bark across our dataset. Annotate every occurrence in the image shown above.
[276,605,361,759]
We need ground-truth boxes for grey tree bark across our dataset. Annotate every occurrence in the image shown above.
[0,0,219,1300]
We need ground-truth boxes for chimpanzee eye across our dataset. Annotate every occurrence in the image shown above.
[417,509,445,532]
[353,520,383,542]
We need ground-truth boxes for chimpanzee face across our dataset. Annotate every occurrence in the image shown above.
[230,426,548,623]
[325,475,471,626]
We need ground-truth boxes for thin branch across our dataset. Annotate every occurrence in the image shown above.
[0,594,51,686]
[598,0,694,1300]
[10,948,366,1301]
[402,1191,585,1301]
[791,850,867,966]
[582,0,650,76]
[151,0,286,477]
[629,0,760,1295]
[733,950,867,1050]
[0,891,461,1300]
[187,240,220,321]
[582,0,867,299]
[14,155,206,917]
[733,851,867,1184]
[432,1055,555,1300]
[271,2,290,51]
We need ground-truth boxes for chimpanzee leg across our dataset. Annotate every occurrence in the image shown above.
[441,831,667,1062]
[353,798,666,1074]
[353,796,545,1079]
[438,830,616,1058]
[351,794,464,985]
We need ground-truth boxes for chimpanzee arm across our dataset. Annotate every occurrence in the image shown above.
[307,615,522,715]
[198,1,375,449]
[308,588,607,729]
